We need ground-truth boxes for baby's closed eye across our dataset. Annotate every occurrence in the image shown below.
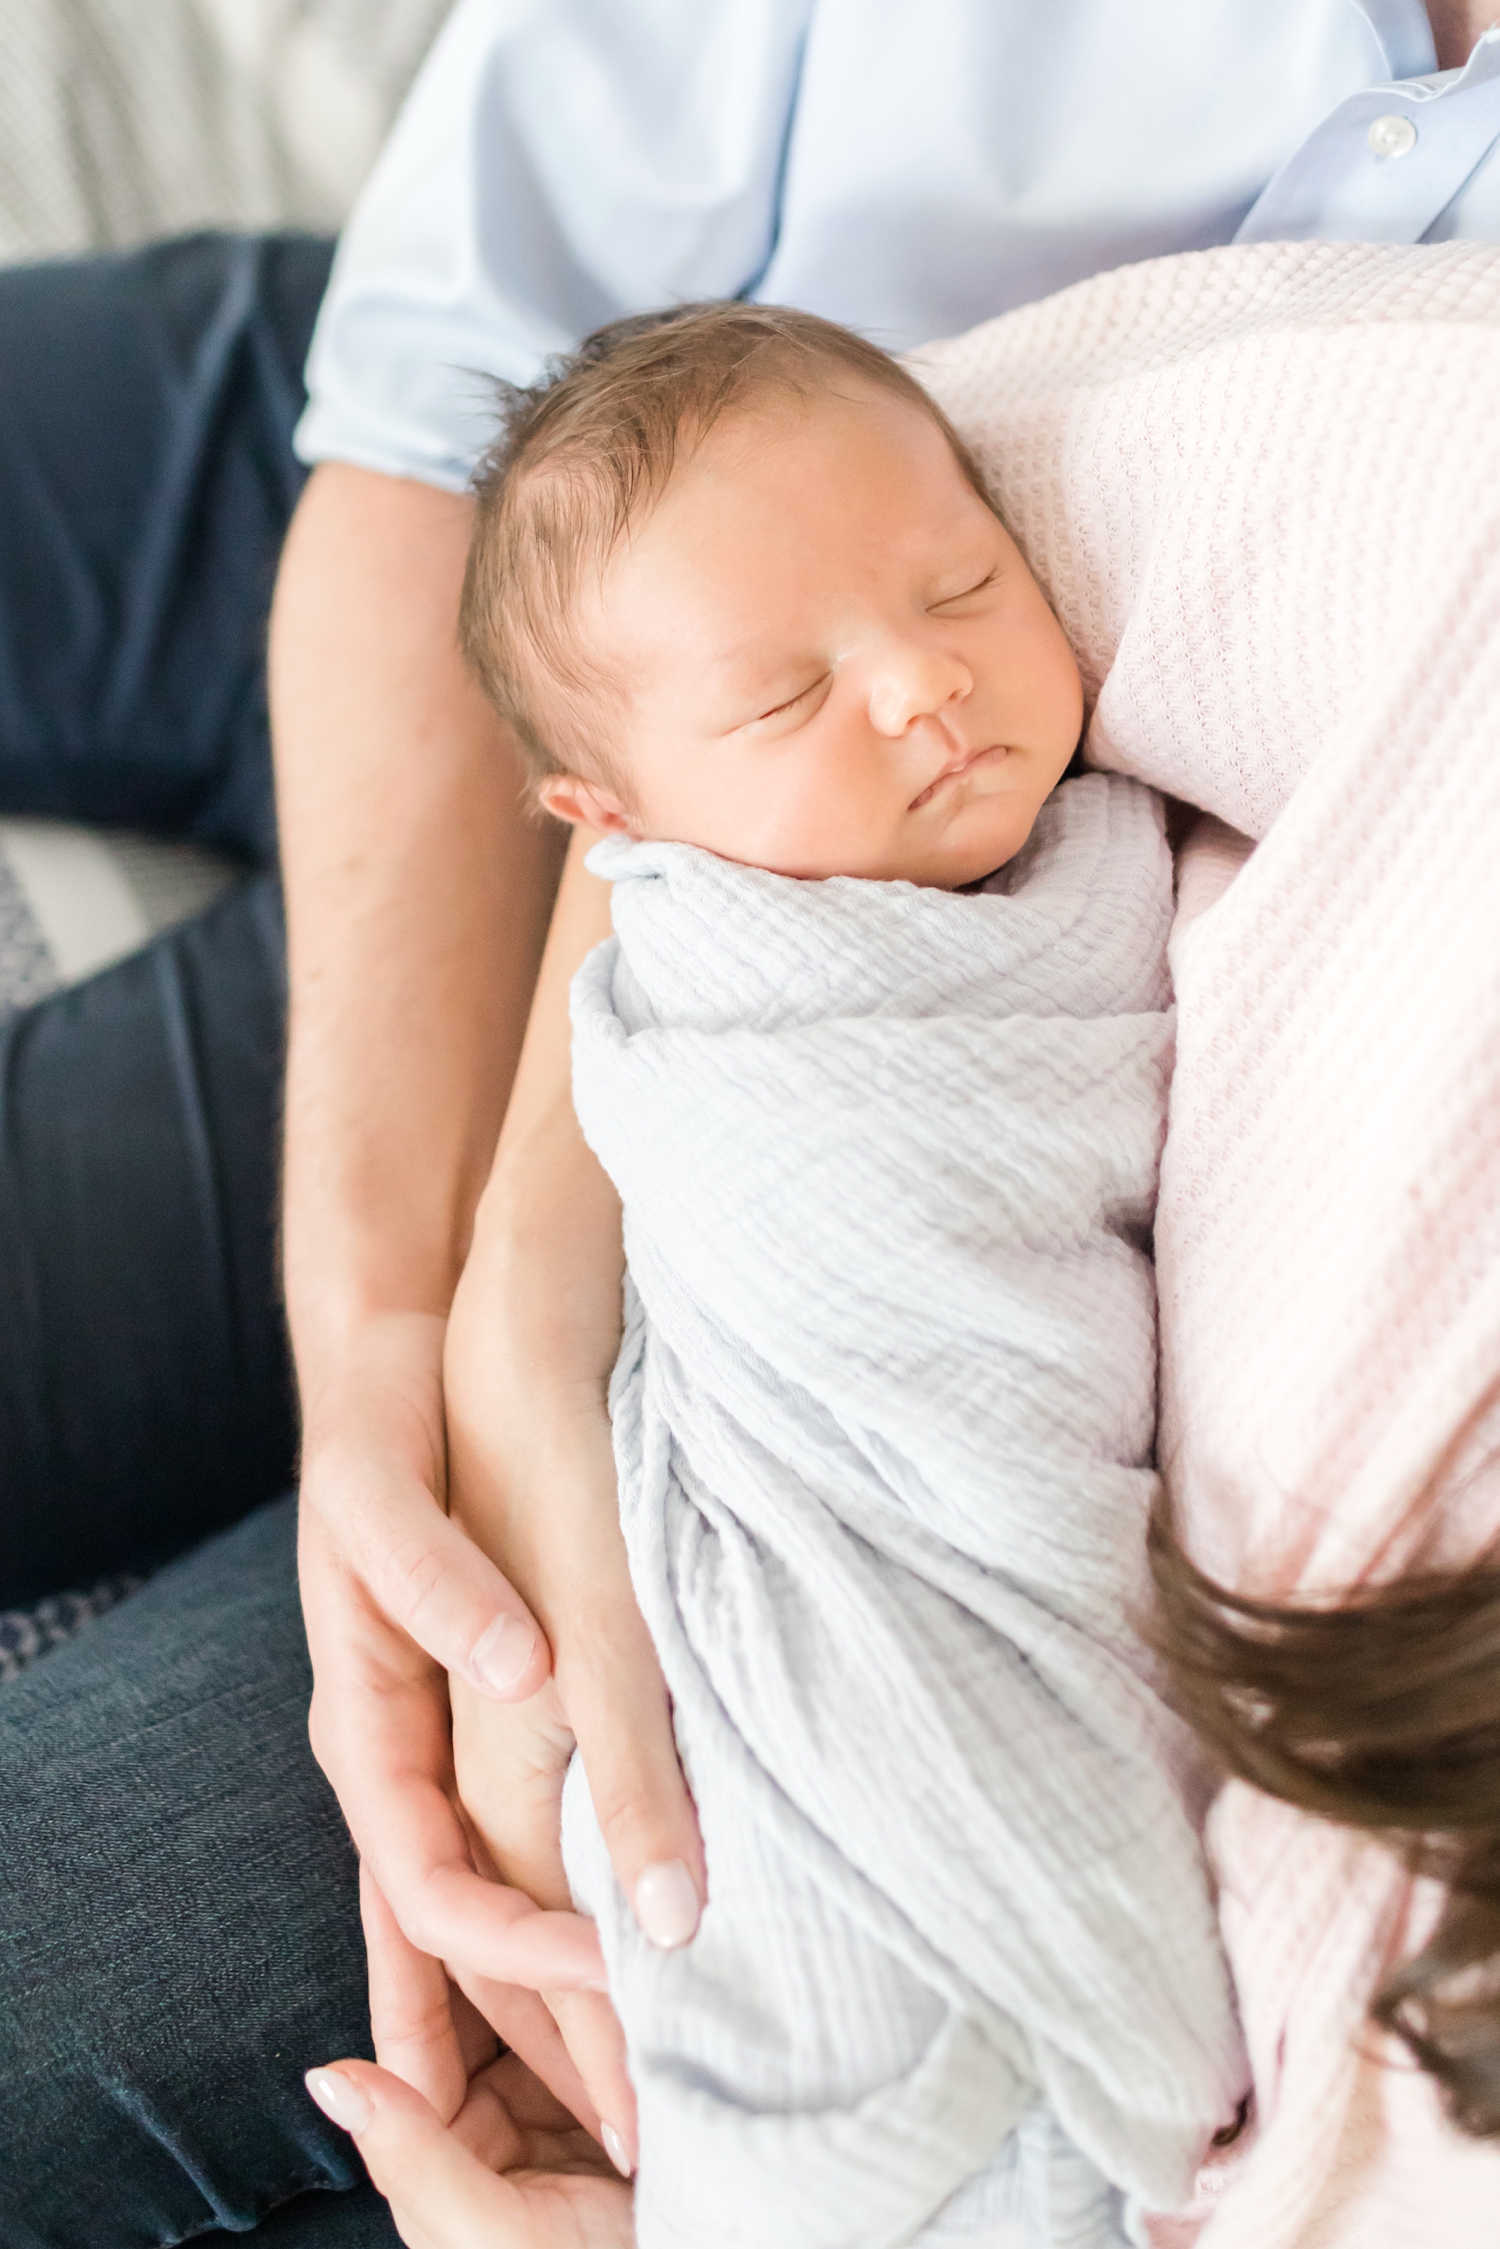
[746,673,832,727]
[928,567,999,612]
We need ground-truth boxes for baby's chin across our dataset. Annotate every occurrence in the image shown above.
[891,794,1046,891]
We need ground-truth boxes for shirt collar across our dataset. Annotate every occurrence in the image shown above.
[1350,0,1437,81]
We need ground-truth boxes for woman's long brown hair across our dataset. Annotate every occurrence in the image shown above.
[1148,1492,1500,2137]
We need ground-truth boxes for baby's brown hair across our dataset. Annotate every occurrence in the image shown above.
[459,301,989,784]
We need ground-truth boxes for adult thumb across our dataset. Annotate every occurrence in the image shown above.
[306,2060,521,2248]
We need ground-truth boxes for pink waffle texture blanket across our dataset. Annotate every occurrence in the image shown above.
[916,239,1500,2247]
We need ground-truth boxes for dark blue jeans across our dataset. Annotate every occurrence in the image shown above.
[0,236,399,2247]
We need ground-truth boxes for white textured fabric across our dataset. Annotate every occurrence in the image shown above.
[910,238,1500,2245]
[563,774,1245,2249]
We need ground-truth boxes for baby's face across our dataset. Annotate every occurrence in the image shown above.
[543,385,1083,888]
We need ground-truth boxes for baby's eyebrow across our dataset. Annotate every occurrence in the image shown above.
[703,631,813,681]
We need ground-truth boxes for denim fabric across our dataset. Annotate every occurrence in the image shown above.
[0,873,297,1604]
[0,1499,397,2249]
[0,231,333,865]
[0,231,323,1604]
[0,236,396,2245]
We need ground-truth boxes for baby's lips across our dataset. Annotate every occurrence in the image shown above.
[908,741,1004,810]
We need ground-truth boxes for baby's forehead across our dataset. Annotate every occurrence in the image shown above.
[612,385,975,561]
[527,376,994,737]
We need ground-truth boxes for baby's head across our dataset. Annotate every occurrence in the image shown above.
[462,304,1082,889]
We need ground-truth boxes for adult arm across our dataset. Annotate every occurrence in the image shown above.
[272,458,572,1982]
[444,833,707,1946]
[271,463,693,1998]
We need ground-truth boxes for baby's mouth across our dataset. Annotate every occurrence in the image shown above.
[908,743,1005,812]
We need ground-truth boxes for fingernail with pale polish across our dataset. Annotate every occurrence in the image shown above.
[306,2068,372,2133]
[602,2121,633,2177]
[634,1859,700,1949]
[470,1613,539,1696]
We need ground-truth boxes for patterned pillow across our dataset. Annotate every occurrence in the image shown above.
[0,819,237,1670]
[0,815,236,1021]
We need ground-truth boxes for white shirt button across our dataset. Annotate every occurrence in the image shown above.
[1368,113,1419,159]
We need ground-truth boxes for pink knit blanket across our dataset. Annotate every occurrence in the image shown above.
[917,241,1500,2246]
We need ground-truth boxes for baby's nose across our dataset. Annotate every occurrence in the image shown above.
[867,644,971,736]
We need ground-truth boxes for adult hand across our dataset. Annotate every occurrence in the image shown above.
[296,1304,608,2012]
[305,1869,634,2249]
[307,2056,633,2249]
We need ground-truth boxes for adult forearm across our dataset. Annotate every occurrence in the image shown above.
[444,831,705,1954]
[270,461,566,1375]
[444,826,623,1584]
[472,829,622,1386]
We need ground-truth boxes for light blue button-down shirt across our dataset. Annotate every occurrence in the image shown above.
[296,0,1500,493]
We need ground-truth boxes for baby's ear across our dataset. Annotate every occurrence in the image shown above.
[535,773,634,834]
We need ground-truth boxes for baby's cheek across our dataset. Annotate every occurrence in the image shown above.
[763,768,895,879]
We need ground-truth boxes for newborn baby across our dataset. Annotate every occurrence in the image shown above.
[461,304,1244,2248]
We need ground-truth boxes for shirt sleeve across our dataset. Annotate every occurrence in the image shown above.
[295,0,814,492]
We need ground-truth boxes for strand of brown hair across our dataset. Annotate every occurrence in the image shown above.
[1147,1488,1500,2136]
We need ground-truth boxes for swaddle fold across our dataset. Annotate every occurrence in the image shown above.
[562,773,1245,2249]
